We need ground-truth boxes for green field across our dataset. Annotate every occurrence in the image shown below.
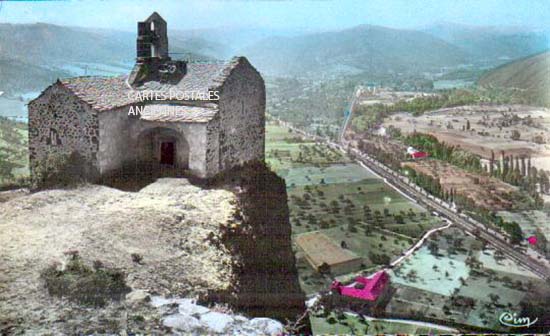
[310,312,451,335]
[266,124,351,173]
[387,227,549,331]
[265,123,550,333]
[498,210,550,258]
[390,245,470,296]
[266,121,444,307]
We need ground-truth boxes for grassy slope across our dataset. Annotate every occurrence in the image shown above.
[478,51,550,106]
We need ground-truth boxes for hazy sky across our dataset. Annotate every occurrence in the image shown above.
[0,0,548,32]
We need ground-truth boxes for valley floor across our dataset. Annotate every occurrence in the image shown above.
[265,121,550,333]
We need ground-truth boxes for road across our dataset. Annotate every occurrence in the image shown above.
[389,221,453,268]
[338,86,359,143]
[343,311,460,333]
[274,117,550,280]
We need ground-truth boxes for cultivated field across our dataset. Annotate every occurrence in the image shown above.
[402,159,525,211]
[310,312,452,335]
[267,121,550,333]
[383,104,550,173]
[388,227,548,331]
[265,122,442,294]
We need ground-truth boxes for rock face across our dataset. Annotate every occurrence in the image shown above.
[208,163,309,330]
[0,178,237,334]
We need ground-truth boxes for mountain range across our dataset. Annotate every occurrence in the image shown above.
[423,22,549,62]
[0,21,547,92]
[0,23,213,67]
[241,24,469,77]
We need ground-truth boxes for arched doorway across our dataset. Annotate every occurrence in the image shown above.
[137,127,189,172]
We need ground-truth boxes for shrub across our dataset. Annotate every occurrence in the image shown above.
[327,316,337,324]
[32,151,94,189]
[41,254,131,307]
[131,253,144,264]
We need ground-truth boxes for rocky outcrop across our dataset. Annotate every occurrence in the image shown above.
[151,295,284,335]
[206,162,309,332]
[0,165,308,334]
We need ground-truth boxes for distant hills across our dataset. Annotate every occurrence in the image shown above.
[423,22,549,62]
[0,58,71,95]
[242,24,468,77]
[0,23,213,66]
[0,21,548,94]
[478,51,550,106]
[0,23,214,96]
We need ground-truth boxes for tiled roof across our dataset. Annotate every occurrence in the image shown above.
[138,104,218,123]
[58,58,242,112]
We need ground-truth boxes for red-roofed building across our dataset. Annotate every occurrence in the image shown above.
[329,271,391,311]
[410,151,428,159]
[406,146,428,160]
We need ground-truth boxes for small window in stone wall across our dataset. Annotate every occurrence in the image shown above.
[47,128,62,146]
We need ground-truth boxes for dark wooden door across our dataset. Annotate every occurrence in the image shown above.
[160,142,175,165]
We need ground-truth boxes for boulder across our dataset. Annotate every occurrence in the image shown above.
[125,290,150,304]
[151,296,177,307]
[163,313,201,331]
[200,311,234,334]
[177,298,210,316]
[248,318,284,336]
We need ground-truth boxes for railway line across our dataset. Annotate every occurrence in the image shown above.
[275,117,550,280]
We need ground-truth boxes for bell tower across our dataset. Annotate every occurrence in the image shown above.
[137,12,169,60]
[128,12,187,87]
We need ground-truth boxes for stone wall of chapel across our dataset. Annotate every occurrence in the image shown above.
[217,59,265,172]
[28,83,99,179]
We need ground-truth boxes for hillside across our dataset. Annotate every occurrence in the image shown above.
[478,51,550,106]
[423,22,549,62]
[242,24,468,77]
[0,23,212,66]
[0,58,71,96]
[0,117,28,188]
[0,23,214,95]
[0,23,133,66]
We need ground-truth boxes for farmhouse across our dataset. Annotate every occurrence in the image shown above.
[406,146,428,159]
[329,270,392,310]
[330,270,390,301]
[28,12,265,182]
[295,231,363,275]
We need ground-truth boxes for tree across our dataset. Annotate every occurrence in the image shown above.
[0,149,22,182]
[428,241,439,256]
[394,214,404,224]
[488,293,500,305]
[511,130,521,140]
